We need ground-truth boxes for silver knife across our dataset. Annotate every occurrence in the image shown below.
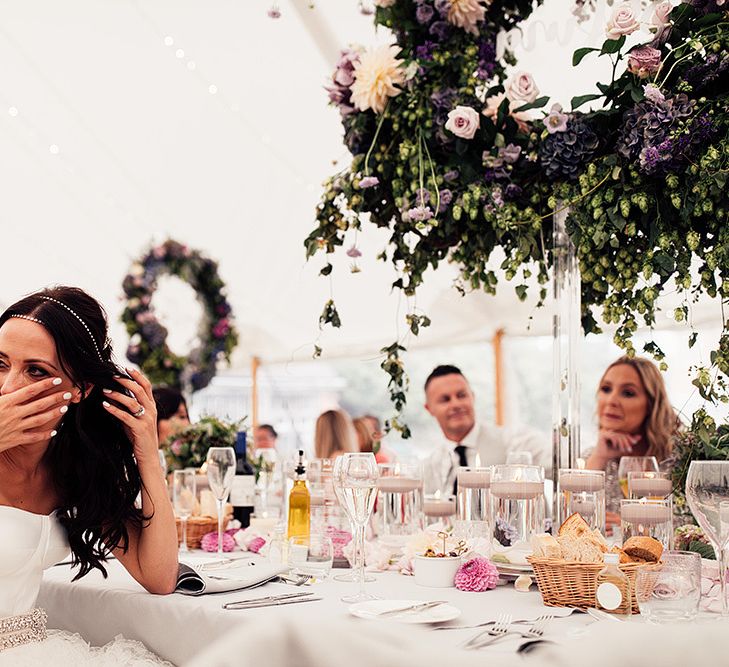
[223,596,322,610]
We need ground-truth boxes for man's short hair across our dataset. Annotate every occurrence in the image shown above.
[424,365,465,392]
[256,424,278,438]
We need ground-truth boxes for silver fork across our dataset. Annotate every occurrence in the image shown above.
[467,614,553,650]
[463,612,511,648]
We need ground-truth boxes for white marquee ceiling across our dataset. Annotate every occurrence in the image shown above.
[0,0,721,369]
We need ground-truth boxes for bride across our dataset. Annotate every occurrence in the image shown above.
[0,286,178,665]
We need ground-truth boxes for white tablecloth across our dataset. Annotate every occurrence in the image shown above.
[39,556,729,667]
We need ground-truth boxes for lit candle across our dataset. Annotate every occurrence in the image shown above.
[249,516,279,531]
[571,497,596,517]
[629,477,672,498]
[621,503,671,526]
[457,469,491,489]
[490,481,544,500]
[559,471,604,493]
[376,477,422,492]
[423,497,456,517]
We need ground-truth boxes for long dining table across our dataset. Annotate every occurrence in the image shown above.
[39,553,602,665]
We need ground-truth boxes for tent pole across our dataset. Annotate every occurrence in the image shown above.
[251,356,261,429]
[493,329,505,426]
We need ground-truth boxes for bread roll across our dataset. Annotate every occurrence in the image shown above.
[530,533,562,559]
[622,536,663,563]
[558,512,592,538]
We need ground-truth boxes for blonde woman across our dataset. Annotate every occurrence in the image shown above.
[586,355,680,529]
[314,409,358,460]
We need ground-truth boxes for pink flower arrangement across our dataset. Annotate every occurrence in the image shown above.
[454,557,499,592]
[247,537,266,553]
[201,531,236,552]
[326,525,352,558]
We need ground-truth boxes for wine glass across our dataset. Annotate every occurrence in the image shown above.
[172,470,196,553]
[618,456,659,498]
[206,447,236,555]
[332,453,379,602]
[685,461,729,616]
[288,534,334,581]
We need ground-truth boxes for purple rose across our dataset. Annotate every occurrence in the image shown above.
[628,46,662,78]
[416,3,434,23]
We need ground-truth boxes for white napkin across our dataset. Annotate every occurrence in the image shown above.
[175,563,289,596]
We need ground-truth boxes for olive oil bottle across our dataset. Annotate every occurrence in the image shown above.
[287,450,310,540]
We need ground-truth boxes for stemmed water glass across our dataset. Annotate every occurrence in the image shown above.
[206,447,236,556]
[685,461,729,616]
[173,470,196,553]
[333,453,379,602]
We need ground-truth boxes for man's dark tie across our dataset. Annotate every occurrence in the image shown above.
[452,444,468,494]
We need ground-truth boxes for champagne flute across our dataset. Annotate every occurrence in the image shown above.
[206,447,236,555]
[618,456,659,498]
[685,461,729,616]
[173,470,196,553]
[333,453,379,602]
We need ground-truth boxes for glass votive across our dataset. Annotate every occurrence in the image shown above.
[635,551,701,623]
[288,534,334,581]
[454,466,491,539]
[490,465,544,559]
[628,471,672,499]
[423,493,456,528]
[376,462,424,539]
[620,498,672,548]
[558,468,605,534]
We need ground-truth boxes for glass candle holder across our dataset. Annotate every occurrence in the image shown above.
[490,465,544,561]
[620,498,672,549]
[636,551,702,623]
[376,462,424,540]
[628,471,672,499]
[557,468,605,534]
[454,466,491,539]
[423,493,456,528]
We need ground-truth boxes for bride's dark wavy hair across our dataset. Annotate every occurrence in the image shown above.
[0,286,146,580]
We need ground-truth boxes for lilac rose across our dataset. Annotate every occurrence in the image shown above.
[628,46,662,78]
[606,3,640,39]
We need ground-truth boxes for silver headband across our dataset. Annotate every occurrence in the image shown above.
[32,296,105,361]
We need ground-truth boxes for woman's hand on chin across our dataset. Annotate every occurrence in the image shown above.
[101,368,159,467]
[596,429,641,459]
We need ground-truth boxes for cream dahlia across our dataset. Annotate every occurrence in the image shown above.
[447,0,491,36]
[350,44,406,114]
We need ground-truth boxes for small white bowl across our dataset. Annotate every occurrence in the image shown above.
[413,555,461,587]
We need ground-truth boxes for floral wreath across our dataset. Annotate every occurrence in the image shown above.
[307,0,729,437]
[122,239,238,391]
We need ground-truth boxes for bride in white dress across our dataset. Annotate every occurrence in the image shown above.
[0,287,179,666]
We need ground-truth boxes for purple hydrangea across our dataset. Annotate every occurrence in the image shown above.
[539,115,599,181]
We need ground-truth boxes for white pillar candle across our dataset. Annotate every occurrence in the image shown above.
[629,477,672,498]
[376,477,422,492]
[457,470,492,489]
[199,490,218,517]
[621,503,671,526]
[423,498,457,517]
[490,480,544,500]
[559,471,604,493]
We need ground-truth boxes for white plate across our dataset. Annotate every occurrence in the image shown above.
[348,599,461,624]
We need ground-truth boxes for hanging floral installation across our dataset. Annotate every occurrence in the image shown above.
[306,0,728,437]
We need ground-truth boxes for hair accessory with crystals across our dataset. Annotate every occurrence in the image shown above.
[38,295,104,361]
[8,314,44,326]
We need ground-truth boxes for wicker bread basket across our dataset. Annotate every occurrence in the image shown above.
[176,516,218,549]
[527,556,644,615]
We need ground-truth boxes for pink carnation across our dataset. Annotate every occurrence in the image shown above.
[247,536,266,553]
[325,525,352,559]
[454,557,499,592]
[201,531,236,552]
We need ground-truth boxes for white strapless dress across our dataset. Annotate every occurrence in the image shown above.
[0,506,172,666]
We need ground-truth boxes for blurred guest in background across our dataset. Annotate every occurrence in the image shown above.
[423,364,549,494]
[152,386,190,447]
[586,355,680,529]
[314,409,357,460]
[254,423,278,451]
[353,416,392,464]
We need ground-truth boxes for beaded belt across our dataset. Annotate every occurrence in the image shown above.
[0,608,48,651]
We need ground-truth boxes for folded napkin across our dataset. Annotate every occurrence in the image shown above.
[175,563,289,596]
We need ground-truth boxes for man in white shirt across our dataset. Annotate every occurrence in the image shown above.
[423,365,550,494]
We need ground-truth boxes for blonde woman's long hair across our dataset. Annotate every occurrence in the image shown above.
[599,355,680,461]
[314,409,357,459]
[353,417,374,453]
